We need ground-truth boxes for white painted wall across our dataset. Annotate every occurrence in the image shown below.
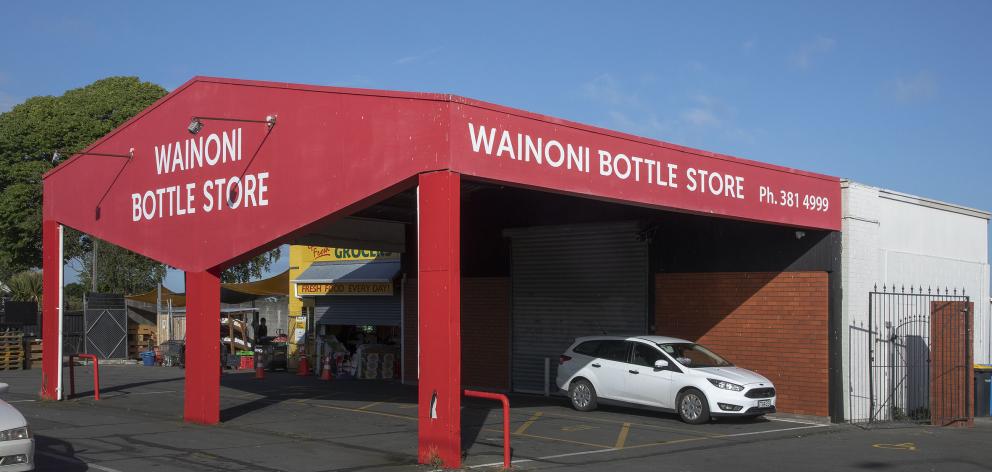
[841,180,991,421]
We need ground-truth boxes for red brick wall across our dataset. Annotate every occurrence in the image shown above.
[655,272,829,417]
[403,277,510,390]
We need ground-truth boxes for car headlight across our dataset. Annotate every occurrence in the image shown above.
[707,378,744,391]
[0,426,30,441]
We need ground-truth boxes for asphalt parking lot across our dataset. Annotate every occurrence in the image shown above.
[2,364,991,471]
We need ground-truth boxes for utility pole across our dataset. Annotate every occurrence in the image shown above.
[90,238,99,292]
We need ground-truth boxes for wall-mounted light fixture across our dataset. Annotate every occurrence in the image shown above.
[52,148,134,164]
[187,115,277,135]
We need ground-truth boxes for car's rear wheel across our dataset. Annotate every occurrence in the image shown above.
[677,388,710,424]
[568,379,598,412]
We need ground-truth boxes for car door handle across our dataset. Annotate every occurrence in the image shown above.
[628,369,639,374]
[591,363,601,368]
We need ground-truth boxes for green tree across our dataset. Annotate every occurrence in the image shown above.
[221,248,283,283]
[0,77,281,292]
[0,77,167,281]
[63,282,85,311]
[5,270,43,305]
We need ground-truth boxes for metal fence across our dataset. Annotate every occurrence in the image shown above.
[84,293,128,359]
[849,285,971,425]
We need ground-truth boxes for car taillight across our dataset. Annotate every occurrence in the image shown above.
[559,355,572,365]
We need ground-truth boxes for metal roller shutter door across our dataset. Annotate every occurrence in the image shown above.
[315,295,401,326]
[507,221,648,393]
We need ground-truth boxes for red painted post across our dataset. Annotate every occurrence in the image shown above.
[40,219,63,400]
[67,354,100,400]
[184,270,221,424]
[417,171,462,468]
[464,390,511,469]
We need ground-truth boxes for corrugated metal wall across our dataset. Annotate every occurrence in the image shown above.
[315,294,401,326]
[507,221,649,393]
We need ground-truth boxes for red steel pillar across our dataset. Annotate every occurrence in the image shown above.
[184,269,221,424]
[417,171,461,468]
[40,219,63,400]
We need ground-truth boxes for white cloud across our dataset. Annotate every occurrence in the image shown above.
[792,36,836,69]
[582,74,641,108]
[393,47,442,66]
[741,39,756,54]
[682,108,720,127]
[890,72,937,103]
[580,75,755,147]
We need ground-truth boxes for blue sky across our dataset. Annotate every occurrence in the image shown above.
[2,1,989,290]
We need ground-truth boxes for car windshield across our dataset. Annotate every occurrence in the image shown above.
[657,342,732,368]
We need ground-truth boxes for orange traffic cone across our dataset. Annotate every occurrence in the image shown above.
[297,355,311,376]
[320,356,333,381]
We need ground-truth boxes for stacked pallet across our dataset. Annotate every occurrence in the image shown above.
[127,324,157,360]
[0,331,25,370]
[28,339,42,369]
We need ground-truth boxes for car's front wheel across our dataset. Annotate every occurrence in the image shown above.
[677,388,710,424]
[568,379,598,412]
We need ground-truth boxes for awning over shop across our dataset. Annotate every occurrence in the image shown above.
[125,270,290,307]
[293,260,401,284]
[293,260,401,297]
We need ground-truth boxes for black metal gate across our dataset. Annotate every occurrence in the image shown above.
[84,293,128,359]
[62,310,85,356]
[849,285,971,425]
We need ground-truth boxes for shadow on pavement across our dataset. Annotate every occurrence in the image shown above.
[34,435,90,472]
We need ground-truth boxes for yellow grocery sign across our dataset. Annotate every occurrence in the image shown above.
[296,282,393,296]
[300,246,400,263]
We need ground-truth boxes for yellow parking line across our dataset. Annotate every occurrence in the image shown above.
[615,422,631,449]
[538,411,722,439]
[484,427,612,449]
[293,400,418,421]
[358,397,399,410]
[514,411,543,435]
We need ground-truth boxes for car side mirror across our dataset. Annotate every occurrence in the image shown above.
[653,360,669,370]
[0,383,8,394]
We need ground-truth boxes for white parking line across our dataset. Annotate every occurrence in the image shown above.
[467,423,830,469]
[6,399,36,403]
[37,451,124,472]
[767,416,829,426]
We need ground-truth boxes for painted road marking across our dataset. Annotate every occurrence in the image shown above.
[486,427,613,449]
[468,422,831,469]
[614,422,631,449]
[514,411,543,435]
[561,424,597,432]
[37,451,124,472]
[873,442,917,451]
[357,397,400,410]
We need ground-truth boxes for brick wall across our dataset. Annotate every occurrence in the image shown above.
[655,272,830,417]
[403,277,510,390]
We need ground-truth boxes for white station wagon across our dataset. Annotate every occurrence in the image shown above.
[556,335,776,424]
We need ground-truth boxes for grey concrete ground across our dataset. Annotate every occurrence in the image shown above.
[0,364,989,471]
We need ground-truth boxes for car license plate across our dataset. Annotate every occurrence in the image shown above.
[758,400,771,408]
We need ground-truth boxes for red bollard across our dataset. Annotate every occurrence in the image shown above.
[296,355,310,376]
[67,354,100,401]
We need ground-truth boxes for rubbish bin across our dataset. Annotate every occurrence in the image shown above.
[976,365,992,417]
[141,351,156,367]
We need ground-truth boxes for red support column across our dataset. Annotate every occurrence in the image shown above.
[184,270,221,424]
[40,220,63,400]
[417,171,461,468]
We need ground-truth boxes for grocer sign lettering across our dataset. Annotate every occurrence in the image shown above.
[296,282,393,296]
